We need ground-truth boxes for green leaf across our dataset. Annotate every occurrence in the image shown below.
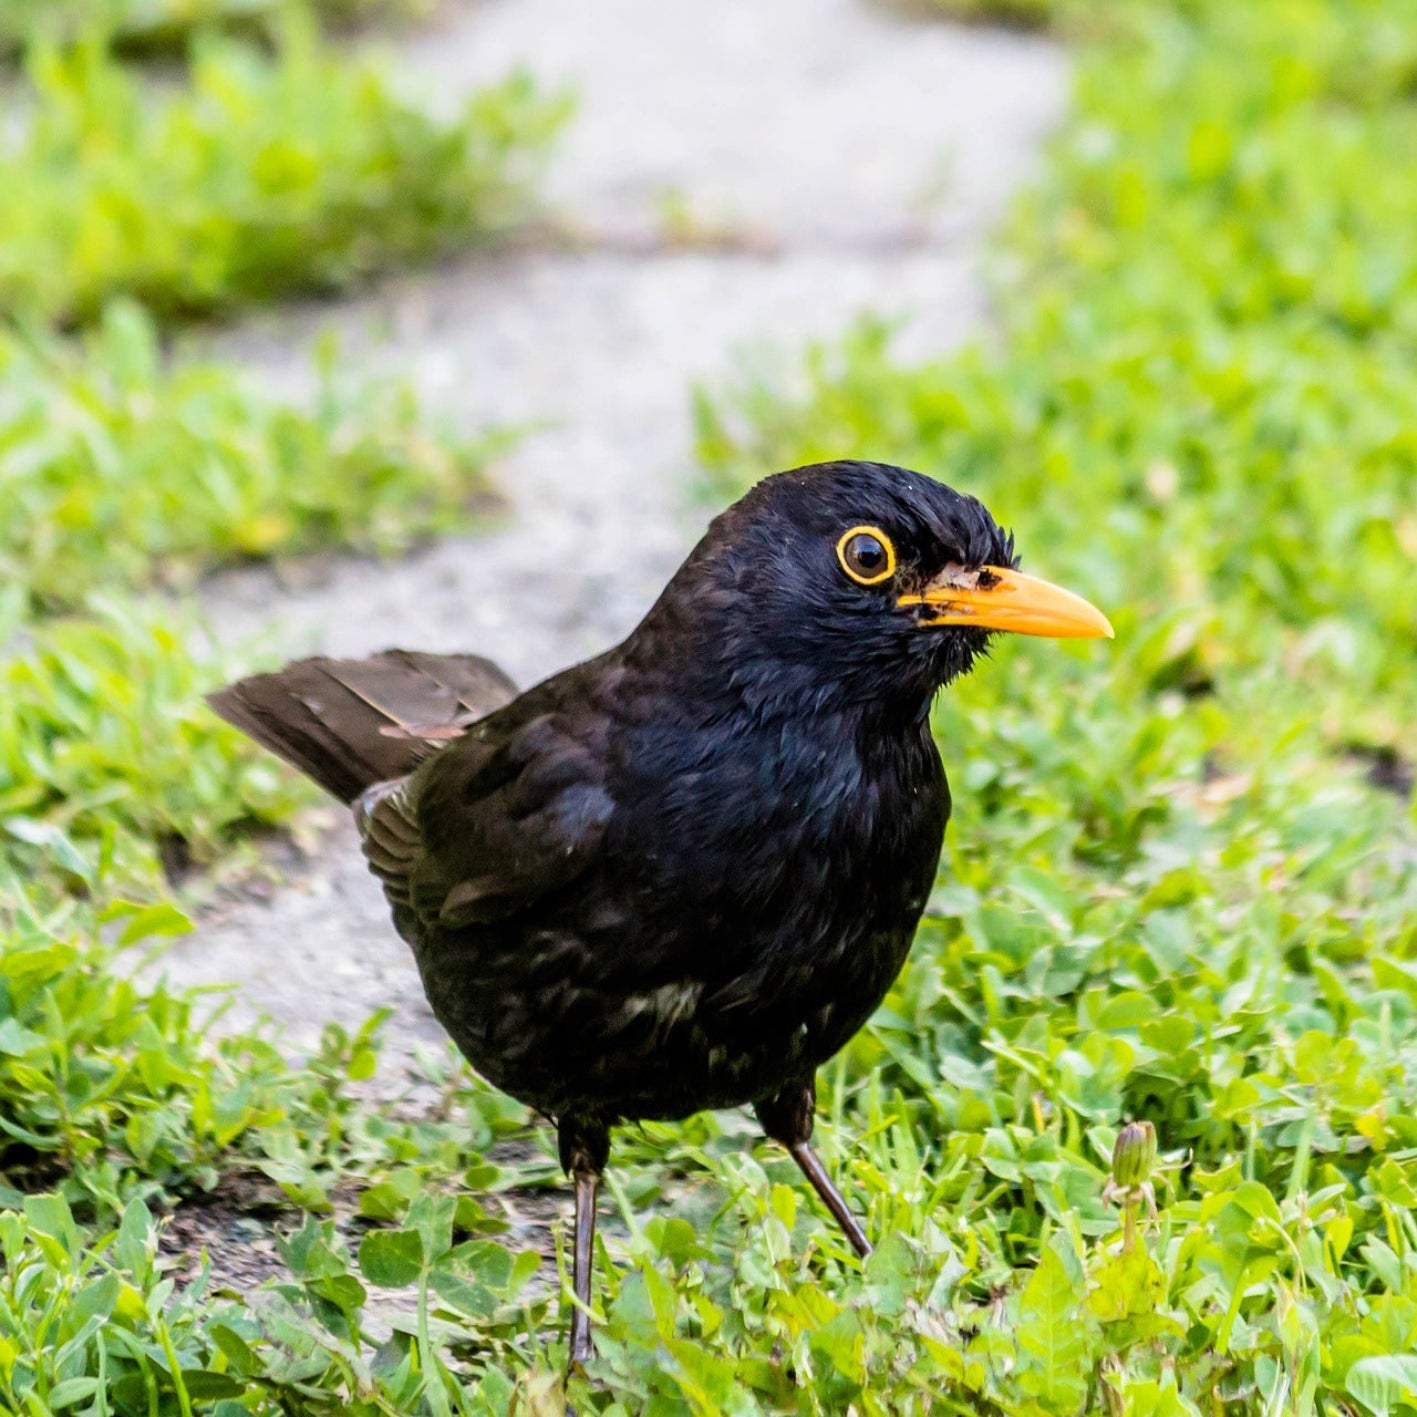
[1087,1245,1164,1323]
[358,1228,425,1288]
[47,1377,101,1408]
[115,902,193,946]
[406,1192,456,1265]
[1016,1238,1094,1411]
[1347,1356,1417,1416]
[178,1371,248,1400]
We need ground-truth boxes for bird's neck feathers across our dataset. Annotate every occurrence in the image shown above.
[626,574,982,735]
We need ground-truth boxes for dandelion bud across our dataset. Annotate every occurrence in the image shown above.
[1111,1120,1157,1190]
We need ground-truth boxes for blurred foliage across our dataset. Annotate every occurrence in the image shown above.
[0,302,505,613]
[700,3,1417,740]
[881,0,1062,30]
[0,27,570,326]
[0,0,540,912]
[0,0,435,57]
[0,597,314,888]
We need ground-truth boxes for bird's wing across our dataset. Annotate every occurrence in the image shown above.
[357,706,614,933]
[210,649,518,803]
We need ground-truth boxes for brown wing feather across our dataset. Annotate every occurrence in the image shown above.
[208,650,517,803]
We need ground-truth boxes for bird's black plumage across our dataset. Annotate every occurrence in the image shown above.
[360,462,1014,1125]
[210,459,1109,1373]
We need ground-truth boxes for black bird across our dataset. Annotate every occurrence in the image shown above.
[211,460,1111,1370]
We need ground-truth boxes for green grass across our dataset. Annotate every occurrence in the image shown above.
[0,872,532,1219]
[0,302,506,613]
[0,1187,552,1415]
[0,598,315,890]
[0,872,548,1414]
[0,27,570,326]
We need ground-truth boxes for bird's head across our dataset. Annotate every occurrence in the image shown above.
[642,460,1112,722]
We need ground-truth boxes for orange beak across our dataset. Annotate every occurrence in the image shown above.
[897,565,1114,640]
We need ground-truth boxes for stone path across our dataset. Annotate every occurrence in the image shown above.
[172,0,1066,1068]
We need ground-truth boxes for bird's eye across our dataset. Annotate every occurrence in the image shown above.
[836,526,896,586]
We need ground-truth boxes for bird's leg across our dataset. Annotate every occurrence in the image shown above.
[557,1115,610,1375]
[755,1080,872,1259]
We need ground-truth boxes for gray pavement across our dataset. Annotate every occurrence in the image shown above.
[171,0,1066,1067]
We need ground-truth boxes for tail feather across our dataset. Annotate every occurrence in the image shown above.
[208,649,517,803]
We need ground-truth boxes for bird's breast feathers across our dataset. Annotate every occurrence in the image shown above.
[610,710,947,904]
[360,698,949,1114]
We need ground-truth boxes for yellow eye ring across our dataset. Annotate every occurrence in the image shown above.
[836,526,896,585]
